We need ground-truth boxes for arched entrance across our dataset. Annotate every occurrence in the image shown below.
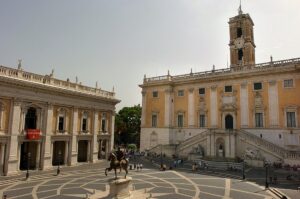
[225,114,233,129]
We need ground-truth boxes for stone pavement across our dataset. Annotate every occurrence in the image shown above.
[0,160,280,199]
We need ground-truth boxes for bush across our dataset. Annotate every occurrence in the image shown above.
[127,144,137,151]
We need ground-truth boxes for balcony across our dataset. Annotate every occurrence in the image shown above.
[26,129,41,140]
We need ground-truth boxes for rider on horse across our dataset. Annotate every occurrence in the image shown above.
[115,147,125,162]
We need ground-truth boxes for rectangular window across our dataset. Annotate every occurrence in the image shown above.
[284,79,293,88]
[82,118,87,131]
[58,117,64,131]
[238,49,243,61]
[287,112,296,127]
[199,88,205,95]
[254,82,262,90]
[152,91,158,98]
[178,90,184,97]
[101,119,106,132]
[178,114,183,127]
[152,114,157,127]
[225,86,232,93]
[255,113,263,127]
[199,115,205,127]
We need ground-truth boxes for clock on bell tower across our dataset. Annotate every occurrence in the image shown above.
[229,6,256,68]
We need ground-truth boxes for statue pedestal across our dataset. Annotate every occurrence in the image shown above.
[88,176,151,199]
[108,177,132,199]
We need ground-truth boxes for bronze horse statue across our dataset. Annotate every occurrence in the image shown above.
[105,152,128,179]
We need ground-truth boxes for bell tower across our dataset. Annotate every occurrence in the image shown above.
[229,4,256,67]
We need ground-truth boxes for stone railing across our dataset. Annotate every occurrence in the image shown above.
[144,57,300,83]
[177,130,208,152]
[238,130,300,160]
[0,65,115,99]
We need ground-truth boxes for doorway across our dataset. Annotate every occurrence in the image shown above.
[20,142,37,170]
[52,141,65,166]
[78,140,88,162]
[225,114,233,129]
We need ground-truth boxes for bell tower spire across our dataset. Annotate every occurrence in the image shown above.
[238,0,243,15]
[229,3,256,68]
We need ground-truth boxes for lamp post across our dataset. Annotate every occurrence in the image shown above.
[160,144,163,169]
[242,160,245,180]
[57,150,61,175]
[265,163,269,189]
[26,152,31,180]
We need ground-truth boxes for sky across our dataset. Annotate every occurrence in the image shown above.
[1,0,299,110]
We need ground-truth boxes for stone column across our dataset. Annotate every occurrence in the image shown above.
[42,104,53,170]
[210,131,215,157]
[99,140,102,159]
[110,113,115,151]
[7,100,21,175]
[64,141,68,165]
[105,140,109,159]
[188,88,195,127]
[268,80,279,127]
[70,108,78,165]
[240,82,249,128]
[230,134,235,158]
[36,142,41,169]
[141,91,146,127]
[87,140,91,162]
[225,135,230,158]
[206,134,211,156]
[210,86,218,128]
[0,144,5,175]
[91,111,98,162]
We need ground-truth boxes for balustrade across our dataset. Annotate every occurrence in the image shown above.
[144,57,300,83]
[0,65,115,99]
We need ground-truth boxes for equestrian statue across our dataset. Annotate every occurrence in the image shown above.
[105,147,129,179]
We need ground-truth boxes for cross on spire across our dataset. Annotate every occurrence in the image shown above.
[238,0,243,15]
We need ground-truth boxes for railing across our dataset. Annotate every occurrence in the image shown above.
[177,130,208,152]
[144,57,300,83]
[238,130,300,160]
[0,65,116,99]
[196,159,243,171]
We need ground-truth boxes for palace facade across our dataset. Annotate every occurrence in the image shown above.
[0,63,119,176]
[140,9,300,165]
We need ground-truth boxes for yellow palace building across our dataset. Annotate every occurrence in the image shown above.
[139,8,300,165]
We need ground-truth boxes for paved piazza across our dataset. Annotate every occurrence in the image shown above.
[0,161,277,199]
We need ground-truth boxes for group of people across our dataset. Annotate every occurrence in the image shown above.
[113,147,143,171]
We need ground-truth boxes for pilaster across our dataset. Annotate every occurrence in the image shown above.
[7,100,21,174]
[240,82,249,128]
[268,80,279,127]
[91,111,99,162]
[70,108,78,165]
[188,88,195,127]
[42,103,53,170]
[110,113,115,151]
[210,86,218,128]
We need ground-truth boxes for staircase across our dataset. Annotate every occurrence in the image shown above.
[238,130,300,161]
[177,130,208,153]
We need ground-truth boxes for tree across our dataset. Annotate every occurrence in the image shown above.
[115,105,141,147]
